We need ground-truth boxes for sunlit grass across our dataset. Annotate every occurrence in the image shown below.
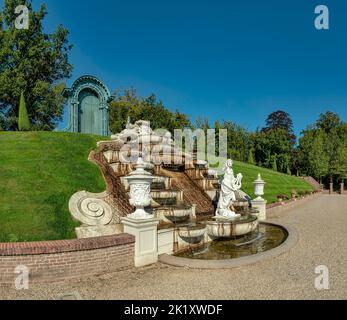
[0,132,107,242]
[233,161,314,203]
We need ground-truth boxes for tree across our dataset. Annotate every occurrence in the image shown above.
[248,148,255,165]
[218,120,251,162]
[298,129,329,181]
[334,145,347,183]
[316,111,343,133]
[287,166,292,176]
[0,0,73,130]
[109,88,192,134]
[271,155,278,172]
[253,128,292,173]
[325,126,347,183]
[264,110,296,146]
[18,92,30,130]
[297,113,346,185]
[195,117,210,132]
[290,149,300,176]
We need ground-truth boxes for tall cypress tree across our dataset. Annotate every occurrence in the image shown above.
[18,92,30,131]
[248,148,255,165]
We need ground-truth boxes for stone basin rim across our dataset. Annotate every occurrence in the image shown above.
[159,222,298,269]
[205,215,258,225]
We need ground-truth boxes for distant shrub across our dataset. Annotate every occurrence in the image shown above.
[291,189,298,198]
[277,194,288,201]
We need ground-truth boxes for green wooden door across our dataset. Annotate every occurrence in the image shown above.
[79,90,101,135]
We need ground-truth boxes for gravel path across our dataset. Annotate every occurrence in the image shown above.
[1,194,346,300]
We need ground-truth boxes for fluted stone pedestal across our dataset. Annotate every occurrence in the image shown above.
[251,197,267,221]
[121,217,160,267]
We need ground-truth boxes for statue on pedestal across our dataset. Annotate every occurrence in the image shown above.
[215,159,243,220]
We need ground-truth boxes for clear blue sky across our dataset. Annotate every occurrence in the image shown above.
[14,1,347,135]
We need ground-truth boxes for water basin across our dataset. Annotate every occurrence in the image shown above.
[175,223,288,260]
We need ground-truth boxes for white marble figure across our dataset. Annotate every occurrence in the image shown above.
[216,159,243,220]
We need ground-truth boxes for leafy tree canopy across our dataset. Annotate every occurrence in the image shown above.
[263,110,296,146]
[298,112,347,183]
[316,111,343,133]
[0,0,72,130]
[253,128,292,173]
[109,88,192,135]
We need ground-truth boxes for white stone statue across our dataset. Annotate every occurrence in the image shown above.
[215,159,243,220]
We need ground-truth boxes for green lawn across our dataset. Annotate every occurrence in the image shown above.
[233,161,314,203]
[0,132,106,242]
[0,132,314,242]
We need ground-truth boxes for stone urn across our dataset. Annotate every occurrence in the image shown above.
[124,158,155,220]
[253,174,266,200]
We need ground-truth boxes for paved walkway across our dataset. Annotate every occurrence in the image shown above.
[1,195,346,300]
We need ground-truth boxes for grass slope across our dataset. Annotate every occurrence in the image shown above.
[0,132,106,242]
[0,132,313,242]
[233,161,314,203]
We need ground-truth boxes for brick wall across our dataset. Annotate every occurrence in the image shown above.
[0,233,135,284]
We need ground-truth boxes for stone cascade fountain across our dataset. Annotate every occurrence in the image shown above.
[69,120,275,265]
[98,120,217,222]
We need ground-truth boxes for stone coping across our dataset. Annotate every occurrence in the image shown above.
[0,233,135,256]
[266,192,322,217]
[159,222,298,269]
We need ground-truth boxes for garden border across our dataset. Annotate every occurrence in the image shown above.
[266,192,322,217]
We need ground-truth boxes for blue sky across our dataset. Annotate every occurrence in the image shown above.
[10,0,347,135]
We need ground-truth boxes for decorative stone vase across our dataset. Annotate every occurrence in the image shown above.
[251,174,267,221]
[253,174,266,200]
[124,158,155,220]
[207,169,218,178]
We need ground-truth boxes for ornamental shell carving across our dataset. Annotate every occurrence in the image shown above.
[69,191,113,226]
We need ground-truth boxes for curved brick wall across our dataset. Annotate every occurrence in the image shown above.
[0,233,135,284]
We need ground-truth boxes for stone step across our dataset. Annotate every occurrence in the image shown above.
[192,178,220,191]
[155,205,196,224]
[151,189,184,205]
